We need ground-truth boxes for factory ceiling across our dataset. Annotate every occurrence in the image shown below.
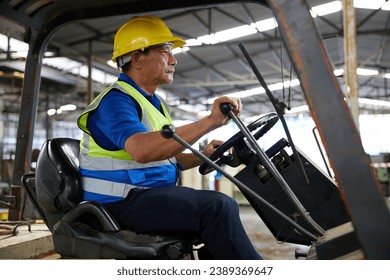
[0,0,390,123]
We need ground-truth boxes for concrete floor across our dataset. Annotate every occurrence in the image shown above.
[0,221,54,259]
[239,205,308,260]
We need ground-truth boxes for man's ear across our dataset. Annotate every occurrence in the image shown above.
[131,52,143,69]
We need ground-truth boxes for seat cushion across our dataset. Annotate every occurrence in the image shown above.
[53,220,197,259]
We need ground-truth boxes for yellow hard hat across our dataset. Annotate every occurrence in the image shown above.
[112,16,186,63]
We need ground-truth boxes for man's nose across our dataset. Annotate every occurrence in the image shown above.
[169,53,177,66]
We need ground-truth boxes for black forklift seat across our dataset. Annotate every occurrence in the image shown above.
[22,138,198,259]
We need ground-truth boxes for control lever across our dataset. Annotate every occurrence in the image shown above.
[219,102,234,114]
[160,124,320,242]
[219,103,325,236]
[238,42,309,184]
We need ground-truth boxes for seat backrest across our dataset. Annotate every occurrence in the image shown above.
[32,138,198,260]
[35,138,82,229]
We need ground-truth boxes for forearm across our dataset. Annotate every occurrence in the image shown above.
[124,116,217,163]
[124,96,240,164]
[176,152,204,170]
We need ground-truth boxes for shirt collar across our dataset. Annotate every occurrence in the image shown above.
[118,73,151,99]
[117,73,161,108]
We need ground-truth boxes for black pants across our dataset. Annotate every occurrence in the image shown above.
[106,186,262,260]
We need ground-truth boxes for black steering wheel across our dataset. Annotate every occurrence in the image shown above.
[198,112,279,175]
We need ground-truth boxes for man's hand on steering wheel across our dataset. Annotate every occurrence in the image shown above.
[202,139,224,157]
[199,112,279,175]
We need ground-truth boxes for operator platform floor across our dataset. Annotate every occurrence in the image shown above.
[1,197,389,260]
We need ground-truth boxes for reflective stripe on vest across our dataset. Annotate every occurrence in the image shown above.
[82,177,152,197]
[77,81,177,203]
[83,177,137,197]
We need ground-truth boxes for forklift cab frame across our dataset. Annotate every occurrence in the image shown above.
[1,0,389,259]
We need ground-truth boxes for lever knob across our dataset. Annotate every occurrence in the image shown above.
[161,124,175,139]
[220,102,233,114]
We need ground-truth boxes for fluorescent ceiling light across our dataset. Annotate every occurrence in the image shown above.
[172,46,190,55]
[0,35,29,58]
[185,38,202,47]
[47,104,77,115]
[47,109,56,116]
[215,25,257,42]
[205,79,300,104]
[43,57,82,72]
[0,34,7,50]
[70,64,117,84]
[268,79,300,91]
[333,68,344,76]
[196,34,219,45]
[333,68,380,76]
[359,98,390,108]
[354,0,386,10]
[59,104,77,111]
[182,18,278,48]
[194,25,258,45]
[310,1,342,17]
[356,68,379,76]
[382,1,390,10]
[278,98,390,116]
[225,87,266,99]
[251,18,278,32]
[0,34,29,58]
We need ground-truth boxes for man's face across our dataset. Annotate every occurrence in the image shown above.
[141,45,177,86]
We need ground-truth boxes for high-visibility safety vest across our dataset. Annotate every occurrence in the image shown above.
[77,81,178,205]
